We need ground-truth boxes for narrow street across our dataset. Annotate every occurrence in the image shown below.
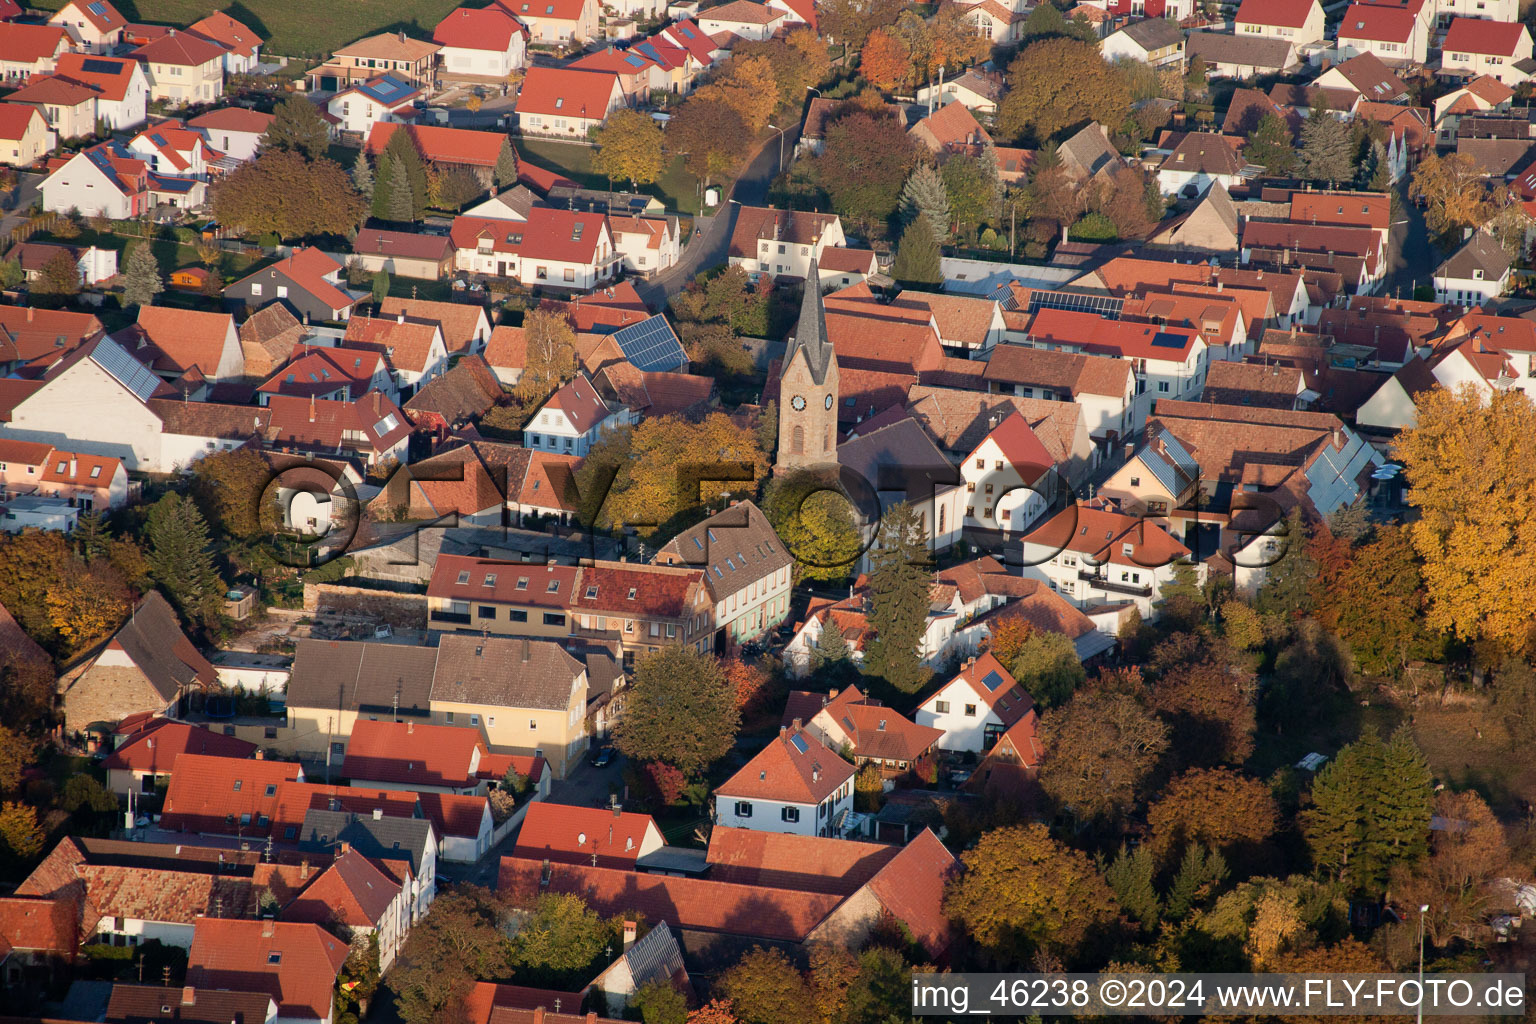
[1382,182,1435,298]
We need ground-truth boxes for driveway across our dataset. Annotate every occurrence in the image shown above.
[632,123,802,307]
[0,172,43,240]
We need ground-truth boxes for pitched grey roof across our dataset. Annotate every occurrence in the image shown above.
[298,808,434,873]
[783,260,833,386]
[837,417,960,504]
[107,983,274,1024]
[652,500,794,602]
[1187,31,1295,71]
[108,591,216,702]
[1139,428,1200,495]
[1117,17,1184,51]
[430,633,584,711]
[286,639,439,716]
[1437,229,1511,281]
[1057,122,1120,180]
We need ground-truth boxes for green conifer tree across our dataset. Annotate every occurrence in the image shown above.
[899,161,950,239]
[1104,844,1161,930]
[892,217,942,290]
[121,244,163,310]
[352,151,374,200]
[145,492,222,625]
[862,502,932,693]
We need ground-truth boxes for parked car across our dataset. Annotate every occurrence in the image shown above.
[591,747,615,768]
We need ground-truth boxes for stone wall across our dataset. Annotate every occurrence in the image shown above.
[302,583,428,629]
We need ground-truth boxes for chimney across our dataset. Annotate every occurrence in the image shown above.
[300,859,310,879]
[254,749,264,760]
[308,394,315,423]
[261,919,274,938]
[398,29,407,42]
[26,307,33,322]
[181,987,196,1007]
[521,637,530,663]
[397,311,405,324]
[622,920,637,950]
[778,725,787,739]
[791,717,802,731]
[587,1015,598,1024]
[533,1010,545,1024]
[338,840,350,855]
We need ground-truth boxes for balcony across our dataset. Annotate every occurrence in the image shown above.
[1077,570,1152,598]
[429,611,472,626]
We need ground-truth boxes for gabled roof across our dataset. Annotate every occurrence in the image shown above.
[232,247,354,315]
[366,121,508,168]
[106,984,275,1024]
[1113,16,1184,49]
[431,633,586,711]
[909,99,991,152]
[1337,3,1415,43]
[519,206,609,264]
[378,296,488,354]
[515,66,621,119]
[1159,131,1246,177]
[0,894,78,955]
[540,372,612,433]
[434,4,527,51]
[1443,17,1528,57]
[282,847,401,928]
[57,0,126,33]
[729,205,841,259]
[258,345,384,400]
[0,23,71,65]
[938,652,1034,728]
[512,802,661,868]
[496,0,592,21]
[90,590,215,703]
[189,106,275,134]
[699,0,783,25]
[188,919,348,1022]
[334,31,441,61]
[264,392,411,453]
[159,753,304,834]
[1235,0,1316,28]
[704,826,898,894]
[354,226,454,263]
[103,719,256,774]
[343,719,485,789]
[854,828,957,957]
[1323,51,1407,101]
[405,354,503,424]
[53,53,140,102]
[187,10,262,57]
[715,726,855,805]
[1203,359,1305,407]
[1026,307,1202,361]
[652,500,793,602]
[497,855,842,942]
[1437,228,1511,281]
[297,808,435,874]
[415,791,491,839]
[972,410,1055,474]
[428,555,576,608]
[119,306,233,377]
[1023,499,1191,568]
[1186,31,1295,70]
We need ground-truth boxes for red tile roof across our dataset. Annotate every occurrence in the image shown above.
[189,106,275,134]
[159,754,304,835]
[0,23,69,65]
[429,556,579,608]
[434,4,527,50]
[714,726,856,804]
[416,791,490,839]
[512,802,661,868]
[0,895,78,955]
[58,0,125,32]
[940,652,1035,728]
[1338,3,1415,43]
[974,410,1054,474]
[281,847,400,928]
[1444,16,1528,57]
[122,306,234,377]
[258,345,384,400]
[269,781,420,842]
[568,561,706,618]
[464,983,589,1024]
[1026,307,1201,361]
[859,828,957,957]
[1023,500,1191,567]
[519,207,610,265]
[452,214,525,257]
[516,449,581,511]
[102,719,256,774]
[515,66,621,120]
[367,122,510,168]
[1235,0,1315,28]
[704,827,897,894]
[0,102,46,143]
[0,306,98,374]
[132,30,227,67]
[496,0,591,20]
[188,10,262,57]
[188,919,348,1022]
[250,246,353,314]
[497,856,842,941]
[53,53,139,102]
[264,392,412,454]
[342,719,486,789]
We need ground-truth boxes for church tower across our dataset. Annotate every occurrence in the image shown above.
[775,261,839,472]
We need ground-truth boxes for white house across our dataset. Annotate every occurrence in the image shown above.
[52,53,147,130]
[48,0,126,53]
[914,69,1005,116]
[727,206,847,280]
[1233,0,1326,47]
[188,106,274,162]
[697,0,786,42]
[127,124,221,180]
[342,314,449,396]
[960,411,1057,536]
[1018,499,1194,618]
[188,11,264,74]
[1155,132,1252,199]
[914,652,1036,753]
[514,66,625,138]
[515,207,620,291]
[524,374,626,456]
[653,500,795,646]
[497,0,600,44]
[433,5,528,78]
[1336,3,1429,64]
[1440,18,1534,85]
[40,142,150,221]
[712,725,856,837]
[1102,17,1186,66]
[1436,0,1518,23]
[608,214,680,276]
[327,75,421,136]
[1433,229,1511,304]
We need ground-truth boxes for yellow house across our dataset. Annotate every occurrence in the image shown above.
[0,103,58,168]
[6,76,99,141]
[426,555,581,639]
[133,32,226,106]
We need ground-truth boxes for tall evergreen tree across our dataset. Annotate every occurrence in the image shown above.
[121,244,163,309]
[145,493,222,625]
[1300,728,1425,893]
[495,139,519,188]
[1370,727,1433,868]
[376,154,415,223]
[892,217,942,290]
[382,129,428,220]
[371,154,400,221]
[351,151,374,200]
[813,614,851,666]
[1104,844,1161,930]
[1299,108,1355,185]
[862,502,932,693]
[1245,112,1295,176]
[899,161,950,239]
[72,511,111,564]
[1164,843,1228,921]
[1254,508,1318,617]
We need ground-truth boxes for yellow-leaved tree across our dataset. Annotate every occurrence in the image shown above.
[1396,382,1536,651]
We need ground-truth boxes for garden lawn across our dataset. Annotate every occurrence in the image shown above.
[28,0,463,58]
[516,139,701,215]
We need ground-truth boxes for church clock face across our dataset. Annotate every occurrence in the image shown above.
[791,394,806,411]
[825,394,834,410]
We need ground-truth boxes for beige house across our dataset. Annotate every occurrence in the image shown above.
[284,634,591,777]
[0,104,57,168]
[48,0,126,54]
[133,32,226,106]
[653,500,794,647]
[6,77,99,140]
[427,557,582,639]
[309,32,442,93]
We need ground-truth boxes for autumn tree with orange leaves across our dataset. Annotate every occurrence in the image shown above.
[860,28,912,91]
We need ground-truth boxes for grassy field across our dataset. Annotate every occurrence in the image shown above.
[29,0,462,58]
[516,139,702,215]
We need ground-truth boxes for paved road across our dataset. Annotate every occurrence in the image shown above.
[632,124,801,307]
[0,173,43,241]
[1383,182,1435,298]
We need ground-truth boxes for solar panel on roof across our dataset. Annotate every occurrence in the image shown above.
[80,57,122,74]
[87,0,108,14]
[790,733,809,753]
[980,669,1005,692]
[91,336,161,403]
[679,25,694,37]
[1027,289,1125,318]
[1151,331,1187,349]
[612,314,685,373]
[624,54,646,68]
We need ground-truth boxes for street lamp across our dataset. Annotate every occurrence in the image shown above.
[767,122,788,177]
[1417,903,1429,1024]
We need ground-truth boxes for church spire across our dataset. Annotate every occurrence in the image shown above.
[785,260,832,386]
